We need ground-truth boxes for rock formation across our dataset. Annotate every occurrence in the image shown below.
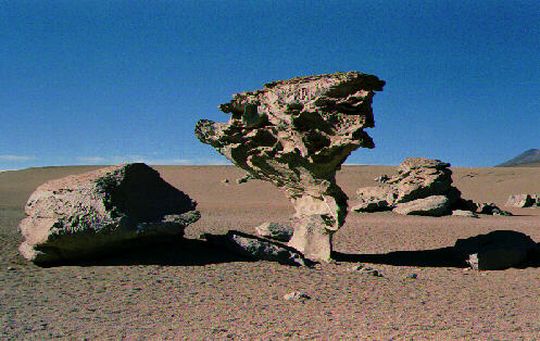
[255,222,293,242]
[19,163,200,264]
[203,231,310,267]
[195,72,385,261]
[352,157,470,216]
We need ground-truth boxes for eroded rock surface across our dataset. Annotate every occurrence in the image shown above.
[353,157,468,216]
[255,222,293,242]
[19,163,199,264]
[195,72,385,261]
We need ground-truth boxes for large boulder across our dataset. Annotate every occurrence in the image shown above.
[195,72,385,262]
[18,163,200,264]
[391,158,454,203]
[454,230,537,270]
[352,157,464,216]
[393,195,451,216]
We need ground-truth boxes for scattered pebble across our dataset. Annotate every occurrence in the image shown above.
[7,266,16,271]
[349,264,384,277]
[283,291,310,301]
[221,178,229,184]
[405,273,418,279]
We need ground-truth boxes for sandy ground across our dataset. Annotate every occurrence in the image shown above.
[1,165,540,340]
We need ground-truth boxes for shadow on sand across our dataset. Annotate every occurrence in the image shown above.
[50,239,254,267]
[333,243,540,269]
[333,247,467,268]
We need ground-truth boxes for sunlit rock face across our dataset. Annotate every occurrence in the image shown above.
[195,72,385,261]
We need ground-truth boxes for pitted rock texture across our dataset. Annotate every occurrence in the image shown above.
[18,163,200,264]
[352,157,472,216]
[195,72,385,261]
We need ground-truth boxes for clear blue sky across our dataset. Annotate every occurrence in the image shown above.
[1,1,539,170]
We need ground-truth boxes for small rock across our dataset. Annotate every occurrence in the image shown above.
[7,266,16,271]
[452,210,478,218]
[236,174,253,184]
[350,264,384,277]
[405,273,418,279]
[283,291,310,301]
[221,178,230,184]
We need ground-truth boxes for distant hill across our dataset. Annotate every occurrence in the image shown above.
[497,149,540,167]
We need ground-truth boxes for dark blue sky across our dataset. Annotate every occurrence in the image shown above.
[1,1,539,169]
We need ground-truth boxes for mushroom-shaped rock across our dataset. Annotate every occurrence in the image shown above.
[18,163,200,264]
[195,72,385,261]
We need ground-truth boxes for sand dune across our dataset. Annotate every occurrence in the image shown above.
[1,165,539,339]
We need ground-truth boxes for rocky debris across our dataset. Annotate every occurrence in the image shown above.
[393,195,451,217]
[454,230,537,270]
[203,230,311,266]
[235,174,253,185]
[506,194,539,208]
[195,72,385,261]
[352,157,512,217]
[255,222,293,242]
[221,178,230,185]
[349,264,384,277]
[452,210,479,218]
[477,203,512,216]
[405,273,418,279]
[283,291,311,301]
[18,163,200,264]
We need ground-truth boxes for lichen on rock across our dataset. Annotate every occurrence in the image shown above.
[195,72,385,261]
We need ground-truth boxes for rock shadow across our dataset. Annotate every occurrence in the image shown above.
[333,242,540,269]
[42,238,254,267]
[333,247,467,268]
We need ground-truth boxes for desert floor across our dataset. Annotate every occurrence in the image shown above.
[1,165,540,339]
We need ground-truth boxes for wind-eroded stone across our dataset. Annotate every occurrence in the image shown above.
[195,72,385,261]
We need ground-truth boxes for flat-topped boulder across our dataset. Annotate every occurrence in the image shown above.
[196,72,385,261]
[19,163,200,264]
